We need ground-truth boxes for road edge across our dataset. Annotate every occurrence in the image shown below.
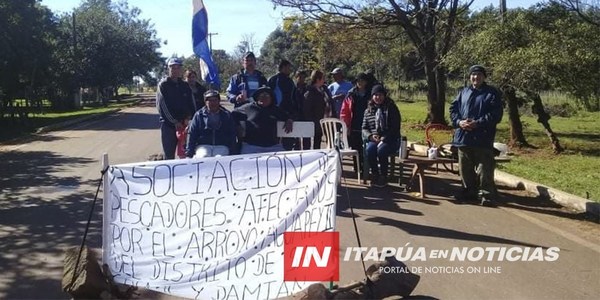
[408,141,599,220]
[494,170,599,220]
[35,108,121,133]
[36,97,149,133]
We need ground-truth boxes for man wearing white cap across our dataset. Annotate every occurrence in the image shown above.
[328,67,353,118]
[156,57,195,159]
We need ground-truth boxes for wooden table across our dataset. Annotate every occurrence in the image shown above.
[400,156,457,198]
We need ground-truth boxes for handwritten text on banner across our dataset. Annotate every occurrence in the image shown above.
[104,150,339,299]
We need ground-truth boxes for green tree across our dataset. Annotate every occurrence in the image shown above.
[0,0,57,110]
[271,0,475,124]
[446,4,600,153]
[536,3,600,111]
[65,0,162,102]
[260,21,315,75]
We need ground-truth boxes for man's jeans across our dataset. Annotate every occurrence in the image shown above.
[193,145,230,158]
[241,142,285,154]
[458,146,497,197]
[366,141,395,176]
[160,122,177,160]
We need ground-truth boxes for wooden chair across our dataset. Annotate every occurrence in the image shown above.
[425,123,457,173]
[276,121,315,150]
[320,118,361,184]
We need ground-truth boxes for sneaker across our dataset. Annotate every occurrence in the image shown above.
[480,196,498,207]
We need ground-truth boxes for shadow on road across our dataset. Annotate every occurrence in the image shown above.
[0,150,103,299]
[0,151,95,198]
[0,132,67,146]
[333,158,588,248]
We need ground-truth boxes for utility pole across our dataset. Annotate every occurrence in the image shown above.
[72,12,81,108]
[499,0,507,23]
[208,32,218,52]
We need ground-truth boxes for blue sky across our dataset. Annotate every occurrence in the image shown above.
[41,0,543,58]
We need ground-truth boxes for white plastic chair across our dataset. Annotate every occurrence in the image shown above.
[276,121,315,150]
[320,118,361,184]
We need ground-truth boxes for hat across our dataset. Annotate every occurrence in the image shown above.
[252,86,275,102]
[204,90,220,101]
[167,57,183,66]
[243,51,256,59]
[330,67,343,75]
[371,84,387,95]
[469,65,487,76]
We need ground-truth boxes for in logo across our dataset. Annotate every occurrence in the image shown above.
[283,231,339,281]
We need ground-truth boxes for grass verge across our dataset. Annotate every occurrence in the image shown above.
[396,100,600,202]
[0,96,142,142]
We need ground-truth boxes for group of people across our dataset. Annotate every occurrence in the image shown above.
[157,55,503,200]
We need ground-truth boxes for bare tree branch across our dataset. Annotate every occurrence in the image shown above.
[552,0,600,26]
[270,0,474,123]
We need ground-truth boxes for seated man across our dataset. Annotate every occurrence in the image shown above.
[185,90,236,158]
[232,86,293,154]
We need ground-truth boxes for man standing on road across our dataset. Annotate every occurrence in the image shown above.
[156,57,195,160]
[268,59,299,150]
[226,51,268,108]
[450,65,504,206]
[328,67,353,118]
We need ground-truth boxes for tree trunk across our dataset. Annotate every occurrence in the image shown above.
[434,66,447,125]
[529,92,564,154]
[501,86,528,147]
[424,60,446,124]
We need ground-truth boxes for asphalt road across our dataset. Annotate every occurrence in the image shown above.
[0,99,598,299]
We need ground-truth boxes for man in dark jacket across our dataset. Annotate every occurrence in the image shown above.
[268,59,299,150]
[156,57,195,160]
[232,87,293,154]
[450,65,504,206]
[185,90,236,158]
[226,51,268,108]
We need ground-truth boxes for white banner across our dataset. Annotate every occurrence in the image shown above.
[103,150,339,299]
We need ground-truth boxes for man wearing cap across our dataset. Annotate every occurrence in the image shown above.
[450,65,504,206]
[226,51,268,108]
[185,90,236,158]
[328,67,353,118]
[156,57,196,160]
[232,86,293,154]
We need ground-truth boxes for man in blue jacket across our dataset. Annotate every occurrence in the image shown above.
[185,90,236,158]
[156,57,195,160]
[450,65,504,206]
[226,52,268,108]
[268,59,299,150]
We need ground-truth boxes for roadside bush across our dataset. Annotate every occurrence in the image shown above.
[544,103,578,117]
